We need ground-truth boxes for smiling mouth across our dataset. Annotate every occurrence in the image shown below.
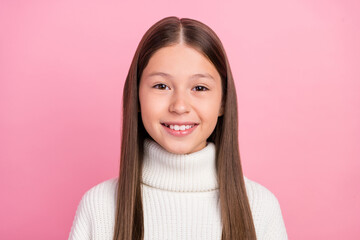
[161,123,199,131]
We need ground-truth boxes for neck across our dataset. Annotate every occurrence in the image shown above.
[141,138,219,192]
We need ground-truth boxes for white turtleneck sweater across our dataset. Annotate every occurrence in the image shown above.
[68,139,288,240]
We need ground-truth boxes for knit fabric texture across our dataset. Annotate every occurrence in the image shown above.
[68,138,288,239]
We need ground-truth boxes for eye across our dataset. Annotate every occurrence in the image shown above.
[193,85,209,91]
[153,83,170,90]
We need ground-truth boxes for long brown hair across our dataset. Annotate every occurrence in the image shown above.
[113,16,257,240]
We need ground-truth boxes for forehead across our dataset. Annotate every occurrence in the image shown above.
[145,71,216,82]
[141,44,221,80]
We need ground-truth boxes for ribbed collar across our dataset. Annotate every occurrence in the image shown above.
[141,138,219,192]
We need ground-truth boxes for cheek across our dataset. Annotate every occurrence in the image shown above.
[139,101,157,135]
[139,92,167,122]
[198,97,222,120]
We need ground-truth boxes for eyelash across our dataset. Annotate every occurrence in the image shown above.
[153,84,209,91]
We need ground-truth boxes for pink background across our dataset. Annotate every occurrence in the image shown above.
[1,0,359,239]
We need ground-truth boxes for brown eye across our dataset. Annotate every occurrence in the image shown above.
[153,84,170,90]
[193,86,209,91]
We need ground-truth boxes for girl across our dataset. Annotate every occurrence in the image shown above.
[68,16,288,240]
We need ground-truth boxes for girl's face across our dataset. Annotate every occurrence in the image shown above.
[139,43,223,154]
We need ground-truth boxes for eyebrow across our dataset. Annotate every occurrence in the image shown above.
[145,72,215,82]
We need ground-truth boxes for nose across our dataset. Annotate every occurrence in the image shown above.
[169,90,190,114]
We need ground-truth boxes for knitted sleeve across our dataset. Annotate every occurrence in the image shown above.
[68,190,92,240]
[244,176,288,240]
[68,178,118,240]
[262,193,288,240]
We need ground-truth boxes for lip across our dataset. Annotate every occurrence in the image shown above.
[161,122,198,137]
[161,121,199,125]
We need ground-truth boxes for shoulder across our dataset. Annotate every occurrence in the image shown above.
[75,177,119,216]
[69,178,119,239]
[81,177,118,203]
[77,177,119,222]
[243,176,288,239]
[243,175,280,209]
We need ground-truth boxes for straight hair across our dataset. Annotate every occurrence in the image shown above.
[113,16,257,240]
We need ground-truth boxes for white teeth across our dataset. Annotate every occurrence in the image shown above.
[168,124,194,130]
